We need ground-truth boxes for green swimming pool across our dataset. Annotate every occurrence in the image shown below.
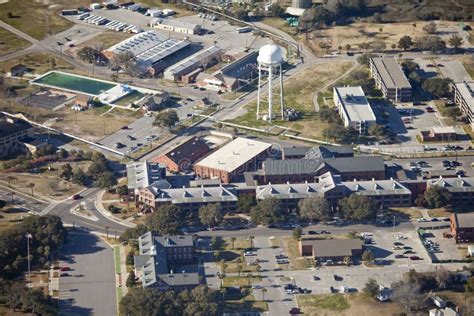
[33,72,116,96]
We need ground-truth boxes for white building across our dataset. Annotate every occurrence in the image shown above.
[333,86,376,135]
[149,18,201,35]
[454,80,474,128]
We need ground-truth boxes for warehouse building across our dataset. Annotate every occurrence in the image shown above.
[194,137,271,183]
[333,86,376,135]
[370,57,412,102]
[196,51,258,92]
[163,45,223,82]
[454,80,474,127]
[150,18,201,35]
[102,31,191,77]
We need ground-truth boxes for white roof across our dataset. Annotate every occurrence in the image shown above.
[431,126,457,134]
[454,81,474,110]
[150,18,200,31]
[195,137,271,173]
[334,86,376,123]
[258,44,284,65]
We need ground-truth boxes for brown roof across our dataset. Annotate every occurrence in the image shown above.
[155,137,210,166]
[454,213,474,228]
[301,239,363,258]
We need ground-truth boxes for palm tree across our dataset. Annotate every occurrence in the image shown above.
[220,259,227,274]
[230,237,236,250]
[249,236,254,249]
[214,251,219,262]
[105,226,110,239]
[27,183,35,196]
[247,273,252,287]
[7,175,16,188]
[261,288,267,301]
[237,264,243,277]
[256,264,261,277]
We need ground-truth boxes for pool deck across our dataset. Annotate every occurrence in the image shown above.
[30,71,162,110]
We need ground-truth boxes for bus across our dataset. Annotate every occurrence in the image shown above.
[236,26,252,33]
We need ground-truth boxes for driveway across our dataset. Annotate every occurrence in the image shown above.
[59,231,117,316]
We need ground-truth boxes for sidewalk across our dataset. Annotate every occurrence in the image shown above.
[95,190,136,228]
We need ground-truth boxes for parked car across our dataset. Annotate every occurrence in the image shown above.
[60,273,70,277]
[289,307,301,315]
[410,256,422,260]
[72,194,82,200]
[313,275,320,281]
[395,254,406,259]
[308,230,319,235]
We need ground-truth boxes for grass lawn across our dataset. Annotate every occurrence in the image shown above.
[389,207,423,219]
[72,32,131,52]
[215,237,259,274]
[0,207,29,233]
[282,237,314,270]
[220,295,268,313]
[0,27,30,56]
[0,172,84,201]
[427,208,452,218]
[0,0,90,40]
[462,124,474,142]
[222,276,261,288]
[0,52,76,75]
[297,293,404,316]
[262,18,300,39]
[226,60,353,140]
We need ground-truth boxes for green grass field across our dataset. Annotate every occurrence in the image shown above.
[0,27,30,56]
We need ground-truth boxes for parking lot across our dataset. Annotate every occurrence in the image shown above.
[99,116,167,154]
[422,228,464,261]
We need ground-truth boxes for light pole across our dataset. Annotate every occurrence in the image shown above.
[26,233,32,283]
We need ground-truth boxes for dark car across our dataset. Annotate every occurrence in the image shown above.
[410,256,422,260]
[72,194,82,200]
[289,307,301,314]
[334,275,343,281]
[308,230,319,235]
[330,286,339,293]
[121,126,129,130]
[395,254,405,259]
[60,273,70,277]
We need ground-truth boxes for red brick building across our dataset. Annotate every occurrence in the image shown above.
[451,213,474,243]
[152,137,210,173]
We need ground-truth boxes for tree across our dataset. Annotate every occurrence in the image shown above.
[338,195,379,221]
[27,183,35,196]
[249,236,254,249]
[126,271,136,288]
[220,259,228,274]
[59,164,73,181]
[153,110,179,130]
[250,198,286,225]
[230,237,236,250]
[415,35,446,54]
[345,44,351,52]
[77,46,98,64]
[270,4,284,17]
[392,280,422,311]
[234,8,248,21]
[111,51,139,76]
[448,34,463,51]
[292,228,302,241]
[465,276,474,292]
[423,21,437,34]
[422,186,450,209]
[116,185,128,196]
[95,171,117,190]
[199,203,222,229]
[126,251,135,266]
[363,278,379,297]
[368,124,386,139]
[434,266,452,289]
[322,124,346,142]
[371,41,386,53]
[6,175,16,188]
[261,287,267,301]
[236,195,256,213]
[362,249,374,263]
[398,36,414,50]
[298,197,331,222]
[146,205,184,235]
[401,60,420,73]
[88,152,110,178]
[422,78,452,98]
[72,168,88,185]
[57,148,68,159]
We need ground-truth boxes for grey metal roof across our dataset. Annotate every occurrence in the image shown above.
[149,185,238,204]
[305,145,353,159]
[428,176,474,193]
[371,57,411,89]
[282,146,311,157]
[344,179,412,196]
[324,156,385,173]
[164,45,222,77]
[262,158,324,176]
[127,161,166,191]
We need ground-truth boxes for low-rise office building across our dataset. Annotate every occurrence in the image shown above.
[427,176,474,206]
[450,213,474,243]
[0,117,34,158]
[134,232,200,290]
[194,137,271,183]
[259,156,385,184]
[420,126,458,142]
[152,137,210,173]
[281,145,353,160]
[299,239,364,263]
[138,185,238,213]
[454,80,474,127]
[126,161,166,197]
[370,57,412,102]
[333,86,376,135]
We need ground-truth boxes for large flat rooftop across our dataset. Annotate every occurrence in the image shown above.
[195,137,271,173]
[334,86,376,123]
[371,57,411,89]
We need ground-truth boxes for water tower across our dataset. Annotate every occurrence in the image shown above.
[256,44,284,122]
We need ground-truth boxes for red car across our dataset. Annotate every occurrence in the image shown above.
[60,266,69,271]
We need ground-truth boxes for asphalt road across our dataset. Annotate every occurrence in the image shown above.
[59,231,117,316]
